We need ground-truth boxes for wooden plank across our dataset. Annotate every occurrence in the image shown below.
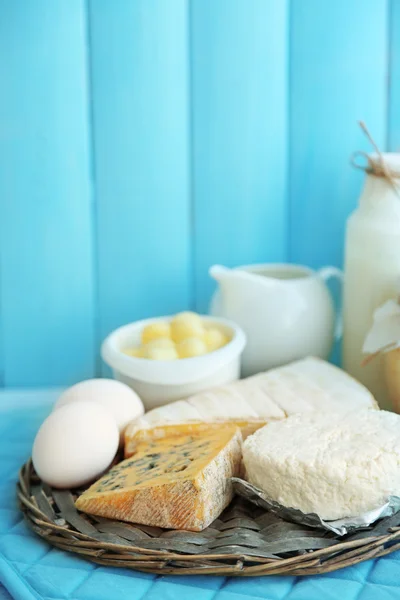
[88,0,191,368]
[289,0,389,269]
[389,0,400,150]
[0,0,95,386]
[0,279,3,387]
[191,0,288,312]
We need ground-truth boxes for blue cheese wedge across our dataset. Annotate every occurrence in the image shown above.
[76,424,242,531]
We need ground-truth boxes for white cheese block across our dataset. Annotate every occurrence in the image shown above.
[188,387,260,420]
[252,371,314,415]
[125,358,377,456]
[243,409,400,520]
[232,378,288,418]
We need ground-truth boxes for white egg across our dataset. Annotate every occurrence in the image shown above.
[33,402,119,489]
[54,378,144,439]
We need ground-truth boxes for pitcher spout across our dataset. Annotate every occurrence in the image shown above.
[209,263,278,290]
[209,264,232,283]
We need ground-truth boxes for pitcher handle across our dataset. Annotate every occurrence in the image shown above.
[318,266,344,340]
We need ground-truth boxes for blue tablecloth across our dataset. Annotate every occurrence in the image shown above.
[0,389,400,600]
[0,585,12,599]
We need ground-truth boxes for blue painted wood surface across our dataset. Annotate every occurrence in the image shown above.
[88,0,191,375]
[0,0,398,386]
[191,0,288,312]
[389,0,400,150]
[0,0,95,387]
[288,0,388,269]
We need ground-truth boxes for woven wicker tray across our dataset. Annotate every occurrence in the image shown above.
[17,460,400,577]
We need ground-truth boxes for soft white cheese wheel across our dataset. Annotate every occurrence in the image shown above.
[33,402,119,489]
[243,409,400,520]
[54,378,144,439]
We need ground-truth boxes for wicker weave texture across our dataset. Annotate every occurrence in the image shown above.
[17,460,400,577]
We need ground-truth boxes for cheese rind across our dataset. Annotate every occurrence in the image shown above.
[243,409,400,520]
[76,425,242,531]
[124,358,377,457]
[130,422,260,448]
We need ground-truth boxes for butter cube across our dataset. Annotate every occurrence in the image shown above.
[177,337,207,358]
[144,338,175,351]
[205,328,229,352]
[123,347,143,358]
[145,347,178,360]
[171,312,205,343]
[141,321,171,345]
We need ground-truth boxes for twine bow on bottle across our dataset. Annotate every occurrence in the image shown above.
[351,121,400,197]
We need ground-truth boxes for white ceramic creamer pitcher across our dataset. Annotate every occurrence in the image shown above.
[209,264,342,377]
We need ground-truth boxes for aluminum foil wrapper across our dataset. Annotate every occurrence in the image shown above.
[232,478,400,536]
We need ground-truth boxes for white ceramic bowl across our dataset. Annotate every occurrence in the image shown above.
[101,315,246,410]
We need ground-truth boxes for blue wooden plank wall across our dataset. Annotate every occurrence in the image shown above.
[191,0,288,312]
[389,0,400,151]
[289,0,388,269]
[0,0,397,387]
[0,0,95,387]
[88,0,191,375]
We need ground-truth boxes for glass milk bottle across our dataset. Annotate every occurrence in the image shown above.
[343,153,400,409]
